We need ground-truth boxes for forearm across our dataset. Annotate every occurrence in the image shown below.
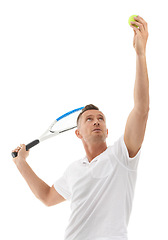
[134,53,150,113]
[15,158,50,205]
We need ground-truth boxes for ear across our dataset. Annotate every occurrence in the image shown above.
[75,129,83,139]
[106,128,108,137]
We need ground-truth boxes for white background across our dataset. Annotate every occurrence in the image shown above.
[1,0,168,239]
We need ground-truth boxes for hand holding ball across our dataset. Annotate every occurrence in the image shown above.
[128,15,138,28]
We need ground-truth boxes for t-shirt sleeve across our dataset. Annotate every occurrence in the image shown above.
[53,166,71,201]
[113,134,141,171]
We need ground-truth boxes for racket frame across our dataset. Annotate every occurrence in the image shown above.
[12,106,84,158]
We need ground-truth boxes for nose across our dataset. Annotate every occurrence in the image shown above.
[94,121,100,126]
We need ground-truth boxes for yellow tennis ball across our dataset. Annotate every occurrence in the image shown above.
[128,15,138,28]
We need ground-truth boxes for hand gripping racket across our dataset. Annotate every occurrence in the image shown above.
[11,107,84,158]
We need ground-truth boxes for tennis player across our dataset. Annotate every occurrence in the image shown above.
[12,16,149,240]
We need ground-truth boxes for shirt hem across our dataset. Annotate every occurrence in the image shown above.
[54,184,71,200]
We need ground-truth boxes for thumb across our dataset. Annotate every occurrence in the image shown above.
[20,144,26,149]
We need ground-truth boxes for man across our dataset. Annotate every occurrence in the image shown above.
[12,16,149,240]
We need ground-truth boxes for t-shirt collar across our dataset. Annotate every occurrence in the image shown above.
[81,146,109,165]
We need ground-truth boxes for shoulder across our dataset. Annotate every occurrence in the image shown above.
[109,134,142,170]
[66,158,83,172]
[107,135,124,153]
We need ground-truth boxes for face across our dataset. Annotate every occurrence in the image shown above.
[75,110,108,144]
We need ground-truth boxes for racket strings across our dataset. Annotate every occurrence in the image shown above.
[50,110,79,133]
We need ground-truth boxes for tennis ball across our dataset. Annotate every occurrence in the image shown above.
[128,15,138,28]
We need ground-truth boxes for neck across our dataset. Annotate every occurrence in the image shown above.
[83,141,107,162]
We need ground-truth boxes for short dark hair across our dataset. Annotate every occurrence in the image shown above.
[77,104,99,126]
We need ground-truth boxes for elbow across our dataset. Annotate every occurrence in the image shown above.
[45,202,53,207]
[143,106,150,115]
[37,195,51,207]
[41,200,52,207]
[42,197,53,207]
[134,104,150,116]
[134,94,150,115]
[134,108,150,119]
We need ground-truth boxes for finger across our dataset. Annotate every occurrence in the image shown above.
[130,24,141,33]
[12,146,21,152]
[130,21,144,32]
[20,144,26,149]
[134,16,148,30]
[17,146,21,151]
[136,15,147,24]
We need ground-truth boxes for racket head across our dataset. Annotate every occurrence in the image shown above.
[11,107,84,158]
[49,107,84,133]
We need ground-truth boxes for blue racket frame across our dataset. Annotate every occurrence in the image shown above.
[56,107,84,122]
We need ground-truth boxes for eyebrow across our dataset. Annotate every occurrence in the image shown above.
[85,114,104,119]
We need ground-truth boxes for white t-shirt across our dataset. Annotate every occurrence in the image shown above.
[54,135,141,240]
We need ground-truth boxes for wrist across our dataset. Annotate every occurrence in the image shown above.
[136,52,146,58]
[14,156,26,166]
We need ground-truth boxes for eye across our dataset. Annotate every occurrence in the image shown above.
[86,117,92,122]
[98,117,104,121]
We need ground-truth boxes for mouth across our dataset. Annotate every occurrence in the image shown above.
[92,128,102,132]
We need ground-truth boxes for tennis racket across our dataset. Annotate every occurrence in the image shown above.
[11,106,84,158]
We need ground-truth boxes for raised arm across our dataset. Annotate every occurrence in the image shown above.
[124,16,150,158]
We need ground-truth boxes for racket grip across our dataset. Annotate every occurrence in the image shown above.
[11,139,40,158]
[26,139,40,151]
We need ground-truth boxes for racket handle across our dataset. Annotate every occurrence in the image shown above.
[26,139,40,151]
[11,139,40,158]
